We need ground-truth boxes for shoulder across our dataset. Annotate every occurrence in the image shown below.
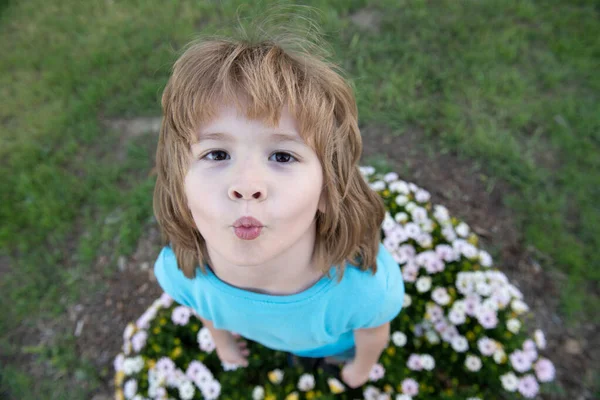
[344,242,401,295]
[153,246,197,307]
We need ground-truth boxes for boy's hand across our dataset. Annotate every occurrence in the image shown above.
[214,332,250,367]
[340,360,371,388]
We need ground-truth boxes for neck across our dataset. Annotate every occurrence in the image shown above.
[205,219,325,296]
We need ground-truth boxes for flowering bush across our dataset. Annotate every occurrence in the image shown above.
[114,166,556,399]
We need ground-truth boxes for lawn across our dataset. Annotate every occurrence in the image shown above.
[1,0,598,398]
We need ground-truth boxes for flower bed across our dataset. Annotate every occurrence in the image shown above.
[114,166,556,399]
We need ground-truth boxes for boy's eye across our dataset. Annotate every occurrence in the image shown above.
[201,150,298,163]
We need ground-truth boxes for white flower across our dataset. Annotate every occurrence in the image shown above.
[415,189,431,203]
[431,287,451,306]
[114,353,125,372]
[268,369,284,384]
[475,281,492,297]
[363,385,380,400]
[467,398,482,400]
[297,374,315,391]
[510,350,532,373]
[477,337,497,356]
[123,356,144,375]
[124,379,138,399]
[507,318,522,333]
[420,354,435,370]
[252,386,265,400]
[403,294,412,308]
[425,330,440,345]
[359,166,375,176]
[433,205,450,222]
[394,212,409,223]
[448,309,466,325]
[395,194,409,206]
[123,323,136,340]
[131,330,148,353]
[500,372,519,392]
[511,299,529,315]
[383,172,399,182]
[395,395,412,400]
[416,276,432,293]
[368,363,385,381]
[493,348,507,364]
[455,222,470,237]
[392,331,407,347]
[404,222,421,238]
[451,336,469,352]
[534,329,547,349]
[369,180,386,191]
[478,250,493,267]
[197,327,216,353]
[171,306,192,326]
[131,395,144,400]
[465,355,482,372]
[178,380,195,400]
[201,380,221,400]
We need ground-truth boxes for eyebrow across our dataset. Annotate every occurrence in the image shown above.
[196,131,306,146]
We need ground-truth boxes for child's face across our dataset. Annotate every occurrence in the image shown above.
[185,103,326,267]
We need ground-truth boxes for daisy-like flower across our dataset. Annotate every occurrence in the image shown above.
[477,337,497,356]
[401,378,419,396]
[403,294,412,308]
[448,309,466,325]
[171,306,192,326]
[455,222,470,237]
[451,336,469,353]
[327,377,346,394]
[135,307,157,330]
[523,339,538,362]
[425,330,440,345]
[511,299,529,314]
[363,385,380,400]
[268,369,284,384]
[475,281,492,297]
[123,323,136,340]
[395,194,409,206]
[507,318,522,333]
[383,172,399,182]
[431,287,451,306]
[370,181,386,191]
[389,179,410,194]
[534,329,547,349]
[493,348,507,364]
[407,354,423,371]
[510,350,532,373]
[359,166,375,176]
[123,379,137,399]
[402,265,418,283]
[415,188,431,203]
[467,398,482,400]
[114,353,125,372]
[477,308,498,329]
[186,360,208,381]
[122,356,144,375]
[534,358,556,382]
[178,380,195,400]
[426,303,444,322]
[500,372,519,392]
[420,354,435,370]
[252,386,265,400]
[197,327,216,353]
[517,374,540,398]
[478,250,493,267]
[416,276,432,293]
[297,374,315,391]
[465,355,482,372]
[411,207,428,223]
[158,292,173,307]
[395,395,412,400]
[201,380,221,400]
[392,331,407,347]
[394,212,409,223]
[464,293,481,316]
[156,357,176,377]
[369,363,385,381]
[131,330,148,353]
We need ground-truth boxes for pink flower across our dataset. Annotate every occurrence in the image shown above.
[401,378,419,396]
[427,304,444,322]
[171,306,192,325]
[517,374,539,398]
[534,358,556,382]
[407,354,423,371]
[131,330,148,352]
[368,363,385,381]
[477,309,498,329]
[510,350,532,373]
[402,265,418,283]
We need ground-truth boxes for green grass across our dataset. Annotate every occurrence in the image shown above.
[0,0,598,398]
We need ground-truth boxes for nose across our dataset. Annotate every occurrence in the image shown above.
[228,179,267,201]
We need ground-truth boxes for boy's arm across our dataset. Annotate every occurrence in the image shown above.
[352,321,390,371]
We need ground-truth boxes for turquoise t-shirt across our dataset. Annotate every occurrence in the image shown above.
[154,242,404,358]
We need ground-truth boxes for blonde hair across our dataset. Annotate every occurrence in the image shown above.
[153,6,385,281]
